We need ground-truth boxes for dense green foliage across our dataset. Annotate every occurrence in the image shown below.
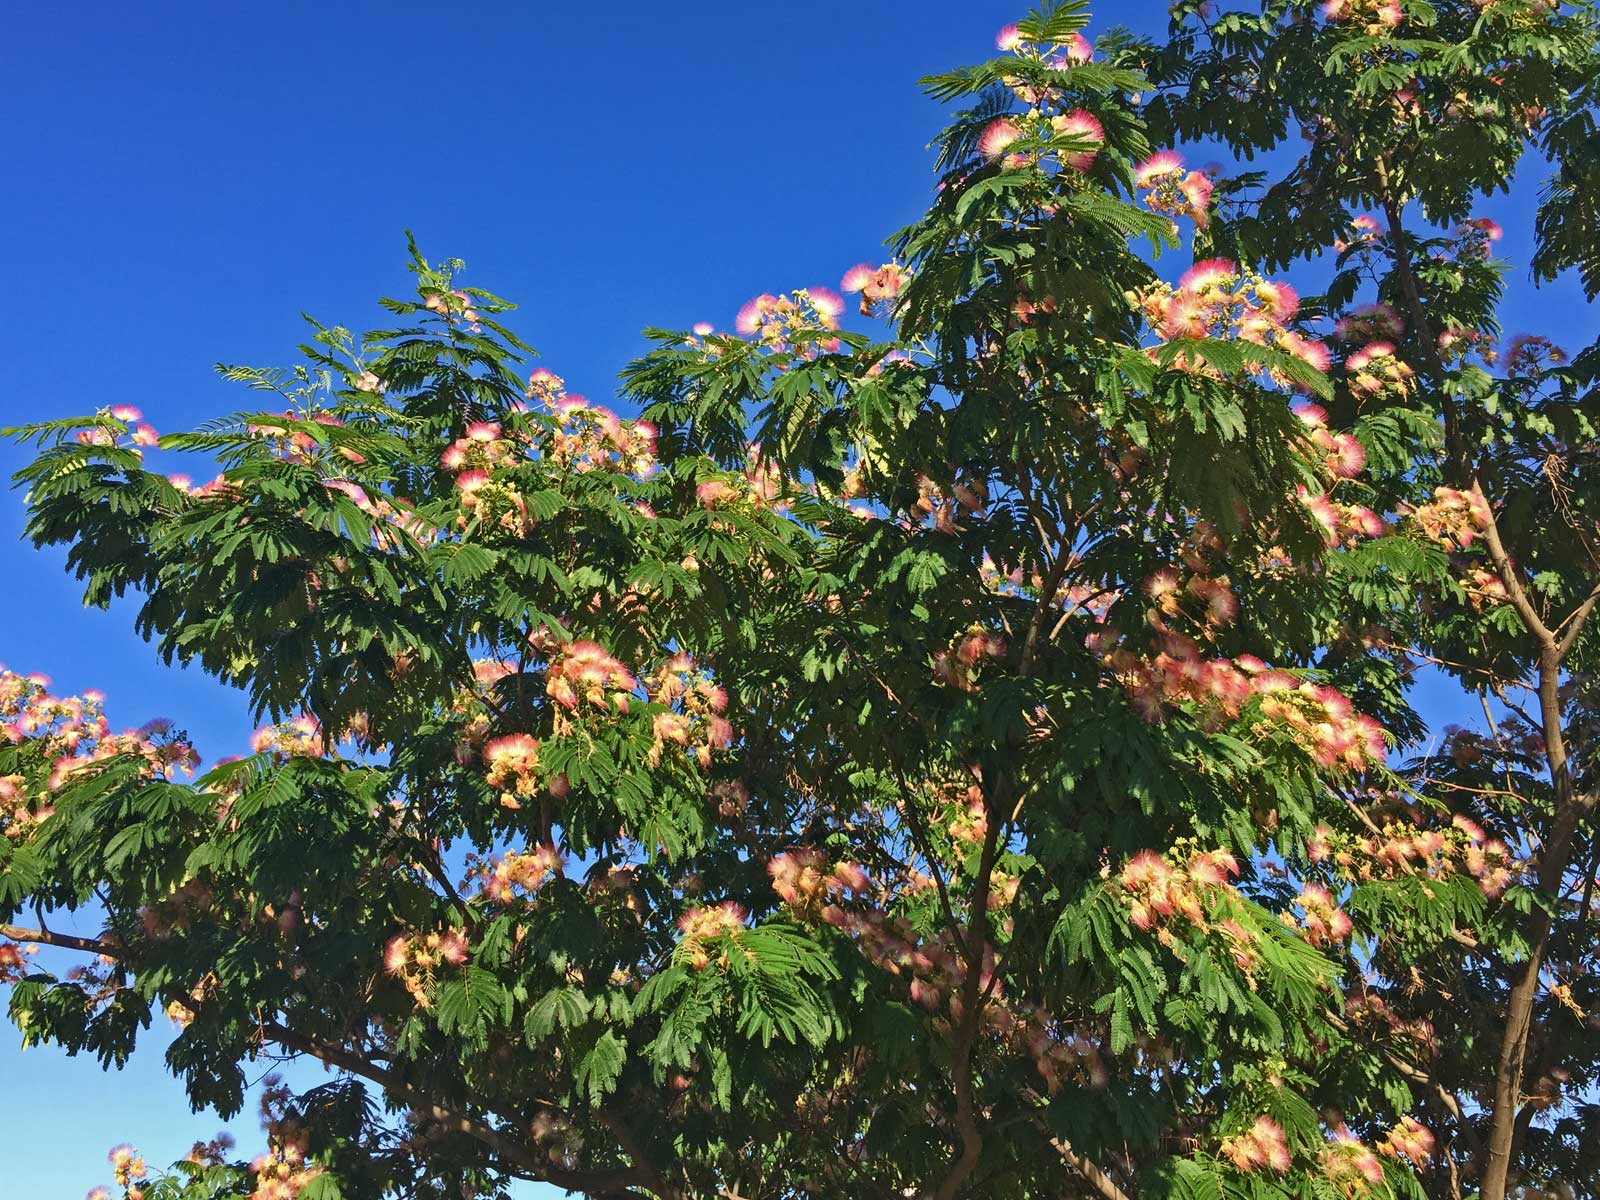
[4,3,1600,1199]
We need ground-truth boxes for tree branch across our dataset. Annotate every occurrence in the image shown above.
[1,923,116,957]
[262,1021,657,1199]
[1048,1134,1135,1200]
[1325,1010,1469,1129]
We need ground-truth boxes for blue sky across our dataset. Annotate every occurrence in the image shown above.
[1,2,1590,1196]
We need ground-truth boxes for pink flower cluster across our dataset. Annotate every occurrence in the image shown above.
[1,669,198,841]
[439,372,658,539]
[1132,258,1332,383]
[1144,567,1239,632]
[421,286,481,332]
[484,733,542,807]
[441,419,516,477]
[382,927,470,1007]
[479,844,564,903]
[970,24,1103,175]
[1134,152,1216,230]
[1308,812,1516,898]
[546,640,638,714]
[734,288,844,355]
[909,473,988,535]
[1405,486,1491,550]
[184,1132,237,1167]
[1452,216,1504,260]
[768,849,872,915]
[441,420,537,538]
[75,404,160,456]
[249,714,324,759]
[1334,216,1382,256]
[994,21,1093,67]
[646,653,733,769]
[1461,566,1510,611]
[1255,674,1387,771]
[978,108,1106,175]
[1294,404,1383,546]
[1344,342,1414,398]
[1290,883,1354,946]
[1437,325,1493,364]
[1087,627,1385,771]
[1344,991,1438,1057]
[1297,488,1381,546]
[932,625,1008,692]
[1321,1135,1386,1197]
[677,901,747,969]
[0,940,35,983]
[823,888,1106,1093]
[1321,0,1403,32]
[246,410,356,469]
[108,1145,149,1193]
[841,261,908,317]
[1220,1115,1293,1173]
[1117,847,1242,936]
[1504,334,1567,376]
[1334,301,1402,344]
[84,1144,152,1200]
[247,1076,323,1200]
[1377,1115,1435,1166]
[544,393,658,478]
[249,1143,321,1200]
[694,478,738,510]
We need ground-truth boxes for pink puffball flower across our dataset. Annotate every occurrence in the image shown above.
[1178,258,1237,294]
[840,263,876,293]
[979,118,1023,162]
[111,405,143,421]
[1179,170,1215,225]
[323,479,370,507]
[996,22,1023,50]
[1331,433,1366,478]
[1283,332,1332,373]
[1134,150,1185,188]
[455,468,490,496]
[1051,109,1104,171]
[1254,279,1298,320]
[809,286,846,320]
[735,293,778,335]
[696,480,739,508]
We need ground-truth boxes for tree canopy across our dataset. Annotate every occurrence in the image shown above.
[5,2,1600,1199]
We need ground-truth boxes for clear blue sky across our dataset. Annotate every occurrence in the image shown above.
[1,2,1589,1196]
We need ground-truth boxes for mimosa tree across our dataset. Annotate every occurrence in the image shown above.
[5,3,1598,1198]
